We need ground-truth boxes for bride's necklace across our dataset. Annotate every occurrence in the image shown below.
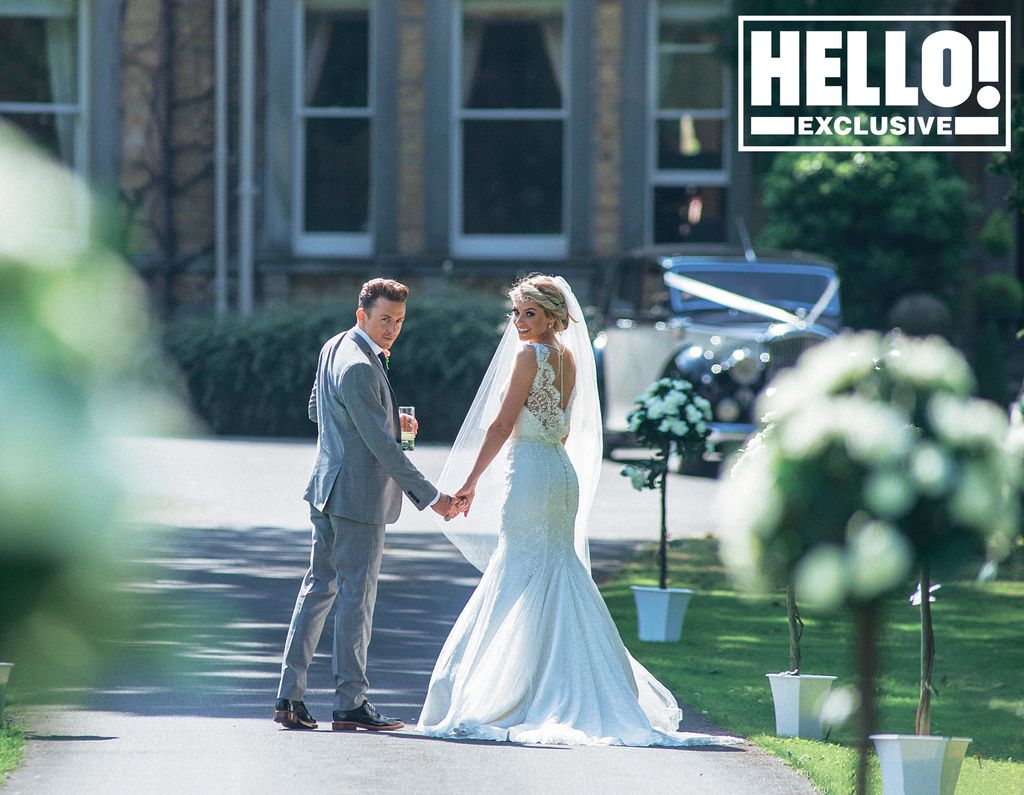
[531,336,566,406]
[545,340,566,408]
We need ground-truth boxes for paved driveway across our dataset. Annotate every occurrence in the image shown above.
[4,437,814,795]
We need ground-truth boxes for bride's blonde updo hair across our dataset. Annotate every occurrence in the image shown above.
[508,274,575,333]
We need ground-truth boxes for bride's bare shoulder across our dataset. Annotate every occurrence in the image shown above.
[513,345,540,369]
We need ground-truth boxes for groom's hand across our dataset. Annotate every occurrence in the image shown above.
[431,493,455,520]
[399,413,418,434]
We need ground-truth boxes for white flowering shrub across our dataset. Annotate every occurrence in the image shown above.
[722,331,1021,607]
[622,378,713,488]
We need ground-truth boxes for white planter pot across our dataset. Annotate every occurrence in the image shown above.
[0,662,12,721]
[871,734,972,795]
[765,673,837,739]
[631,586,693,642]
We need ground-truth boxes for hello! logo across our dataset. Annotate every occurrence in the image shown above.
[738,16,1012,152]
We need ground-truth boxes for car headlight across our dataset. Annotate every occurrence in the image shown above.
[674,345,710,377]
[726,348,762,386]
[715,398,741,422]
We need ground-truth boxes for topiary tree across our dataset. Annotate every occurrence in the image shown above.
[621,378,712,590]
[759,150,975,330]
[979,209,1014,260]
[974,272,1024,320]
[887,293,953,339]
[724,332,1021,795]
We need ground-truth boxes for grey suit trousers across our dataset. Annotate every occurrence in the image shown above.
[277,505,385,711]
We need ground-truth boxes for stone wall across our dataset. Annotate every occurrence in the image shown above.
[397,0,427,255]
[593,1,622,256]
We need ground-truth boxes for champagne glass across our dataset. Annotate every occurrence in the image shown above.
[399,406,416,451]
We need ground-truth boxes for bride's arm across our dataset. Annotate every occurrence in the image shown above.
[455,347,537,513]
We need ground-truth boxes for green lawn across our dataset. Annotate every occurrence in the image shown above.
[603,538,1024,795]
[0,718,24,786]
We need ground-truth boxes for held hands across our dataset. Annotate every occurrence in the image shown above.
[431,493,469,522]
[453,482,476,518]
[430,479,476,522]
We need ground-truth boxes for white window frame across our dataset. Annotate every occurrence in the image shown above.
[451,1,569,259]
[292,0,374,257]
[0,0,89,174]
[646,1,730,246]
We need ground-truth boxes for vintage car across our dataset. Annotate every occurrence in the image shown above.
[594,249,842,463]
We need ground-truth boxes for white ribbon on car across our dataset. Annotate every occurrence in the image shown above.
[662,270,839,329]
[803,276,840,328]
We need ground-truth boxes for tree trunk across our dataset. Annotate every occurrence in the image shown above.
[916,562,935,736]
[855,601,879,795]
[658,454,668,591]
[786,581,803,674]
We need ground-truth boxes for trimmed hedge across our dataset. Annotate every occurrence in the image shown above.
[162,291,508,441]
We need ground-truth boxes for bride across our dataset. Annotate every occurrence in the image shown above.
[417,274,734,747]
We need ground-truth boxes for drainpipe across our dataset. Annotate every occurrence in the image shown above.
[214,0,228,316]
[238,0,256,315]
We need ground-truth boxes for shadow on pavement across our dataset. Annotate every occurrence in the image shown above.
[39,526,639,727]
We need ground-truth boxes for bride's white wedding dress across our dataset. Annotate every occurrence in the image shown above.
[418,344,730,747]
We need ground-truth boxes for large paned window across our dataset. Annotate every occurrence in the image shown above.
[294,0,372,256]
[454,0,567,258]
[0,0,87,170]
[650,1,728,245]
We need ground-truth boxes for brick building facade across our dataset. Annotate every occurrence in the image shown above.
[0,1,1019,317]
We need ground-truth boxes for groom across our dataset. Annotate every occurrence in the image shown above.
[274,278,459,732]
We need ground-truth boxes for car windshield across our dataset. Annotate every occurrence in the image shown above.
[668,266,839,316]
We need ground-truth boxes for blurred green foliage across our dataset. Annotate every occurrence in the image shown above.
[973,273,1024,321]
[989,95,1024,214]
[979,209,1014,260]
[759,150,975,330]
[0,124,187,690]
[973,273,1024,404]
[975,320,1009,404]
[161,291,509,442]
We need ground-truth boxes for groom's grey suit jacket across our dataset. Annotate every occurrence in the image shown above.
[303,327,437,525]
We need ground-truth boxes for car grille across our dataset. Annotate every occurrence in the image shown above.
[765,331,830,381]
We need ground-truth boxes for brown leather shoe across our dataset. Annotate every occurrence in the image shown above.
[332,700,404,731]
[274,698,318,730]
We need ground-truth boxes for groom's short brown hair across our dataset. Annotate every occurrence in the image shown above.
[359,278,409,312]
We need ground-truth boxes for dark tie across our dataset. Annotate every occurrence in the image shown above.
[377,352,389,373]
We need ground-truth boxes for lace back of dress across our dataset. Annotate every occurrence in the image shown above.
[524,344,570,440]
